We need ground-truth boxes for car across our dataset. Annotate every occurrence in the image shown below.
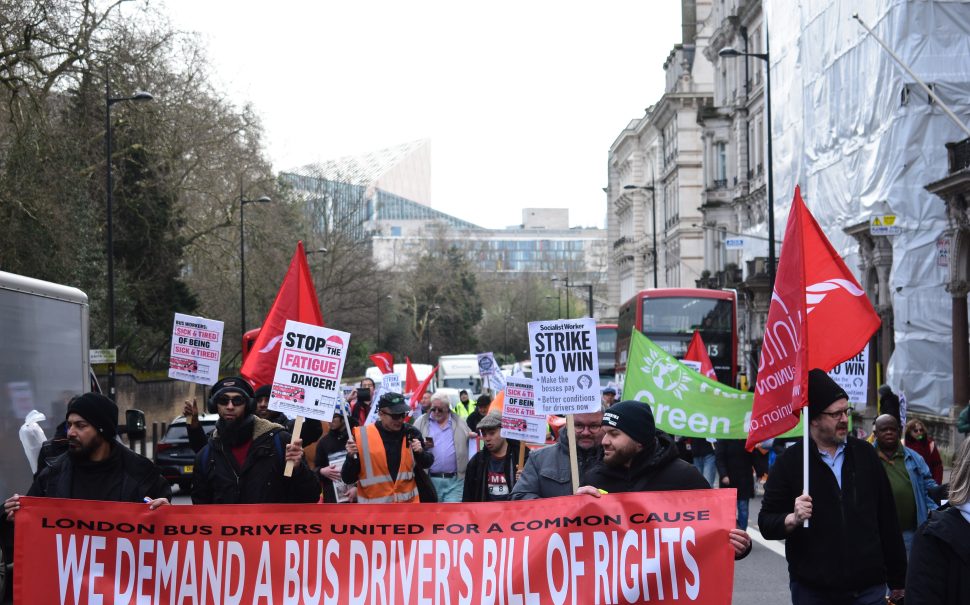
[154,413,218,491]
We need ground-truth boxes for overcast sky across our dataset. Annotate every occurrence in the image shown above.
[162,1,683,229]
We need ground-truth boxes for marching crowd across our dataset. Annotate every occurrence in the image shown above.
[4,369,970,604]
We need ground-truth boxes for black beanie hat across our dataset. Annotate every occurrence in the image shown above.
[808,369,849,419]
[253,384,272,400]
[602,401,656,447]
[66,392,118,440]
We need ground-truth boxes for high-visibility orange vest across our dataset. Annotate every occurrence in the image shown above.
[353,424,419,504]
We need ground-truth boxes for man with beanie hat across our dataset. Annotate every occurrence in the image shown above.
[4,393,171,520]
[577,401,753,560]
[254,383,289,426]
[191,377,320,505]
[759,369,907,605]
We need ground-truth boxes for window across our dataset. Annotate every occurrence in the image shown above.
[390,226,402,237]
[715,142,727,186]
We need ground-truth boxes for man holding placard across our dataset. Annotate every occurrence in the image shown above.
[191,377,319,504]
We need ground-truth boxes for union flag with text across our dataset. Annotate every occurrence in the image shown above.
[240,242,324,388]
[746,187,880,450]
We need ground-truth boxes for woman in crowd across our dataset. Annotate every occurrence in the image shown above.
[904,418,944,483]
[905,438,970,603]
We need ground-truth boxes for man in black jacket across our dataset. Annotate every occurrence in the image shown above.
[758,369,907,605]
[463,412,524,502]
[191,377,320,505]
[577,401,752,560]
[5,393,171,518]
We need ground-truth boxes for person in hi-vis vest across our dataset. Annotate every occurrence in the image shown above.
[342,392,433,503]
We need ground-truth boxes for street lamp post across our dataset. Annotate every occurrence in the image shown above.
[719,41,776,288]
[105,77,153,401]
[622,184,658,288]
[376,294,392,349]
[551,276,570,317]
[239,176,272,340]
[425,304,440,363]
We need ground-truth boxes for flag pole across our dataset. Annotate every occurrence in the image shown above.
[802,407,810,528]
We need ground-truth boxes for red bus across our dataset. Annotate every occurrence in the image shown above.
[596,323,618,386]
[615,288,738,385]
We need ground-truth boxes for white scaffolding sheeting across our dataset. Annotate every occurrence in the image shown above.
[764,0,970,415]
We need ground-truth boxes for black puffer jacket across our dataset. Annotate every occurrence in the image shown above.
[906,505,970,604]
[583,432,710,493]
[191,417,320,504]
[758,436,907,592]
[29,442,171,502]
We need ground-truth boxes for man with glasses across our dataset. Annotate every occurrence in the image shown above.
[510,408,606,500]
[414,392,472,502]
[759,369,907,605]
[343,392,433,503]
[192,377,320,504]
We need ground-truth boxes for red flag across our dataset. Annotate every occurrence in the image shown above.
[369,352,394,375]
[746,187,880,450]
[684,331,717,380]
[240,242,324,387]
[405,356,419,395]
[408,366,438,410]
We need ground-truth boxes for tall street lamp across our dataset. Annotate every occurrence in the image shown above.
[622,184,659,288]
[719,42,776,288]
[551,276,570,317]
[376,294,392,349]
[239,176,271,340]
[105,77,153,401]
[426,304,441,363]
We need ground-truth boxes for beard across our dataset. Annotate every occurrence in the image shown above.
[67,435,104,460]
[218,414,255,447]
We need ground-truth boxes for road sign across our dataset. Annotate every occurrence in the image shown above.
[724,238,744,250]
[870,215,901,236]
[89,348,117,364]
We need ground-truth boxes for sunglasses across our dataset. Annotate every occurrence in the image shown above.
[381,410,406,420]
[216,395,247,406]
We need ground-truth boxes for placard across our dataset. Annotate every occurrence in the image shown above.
[381,372,402,395]
[528,318,600,414]
[501,377,547,443]
[827,345,869,409]
[167,313,224,385]
[268,320,350,422]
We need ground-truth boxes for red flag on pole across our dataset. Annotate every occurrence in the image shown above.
[369,352,394,375]
[240,242,324,388]
[684,331,717,380]
[408,366,438,411]
[404,356,419,395]
[745,187,880,450]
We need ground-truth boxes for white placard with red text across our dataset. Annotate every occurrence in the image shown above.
[501,377,547,443]
[167,313,224,385]
[268,320,350,422]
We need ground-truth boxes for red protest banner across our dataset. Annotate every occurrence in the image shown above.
[15,490,736,604]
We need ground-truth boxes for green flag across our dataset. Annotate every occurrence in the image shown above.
[621,330,803,439]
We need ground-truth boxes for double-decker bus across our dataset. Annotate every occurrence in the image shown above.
[596,324,618,386]
[615,288,738,385]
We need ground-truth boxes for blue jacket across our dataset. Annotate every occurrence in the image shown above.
[876,443,939,526]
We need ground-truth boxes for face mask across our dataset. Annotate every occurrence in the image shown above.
[913,433,926,441]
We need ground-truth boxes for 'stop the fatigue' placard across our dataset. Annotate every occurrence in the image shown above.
[268,320,350,422]
[528,317,600,414]
[168,313,224,385]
